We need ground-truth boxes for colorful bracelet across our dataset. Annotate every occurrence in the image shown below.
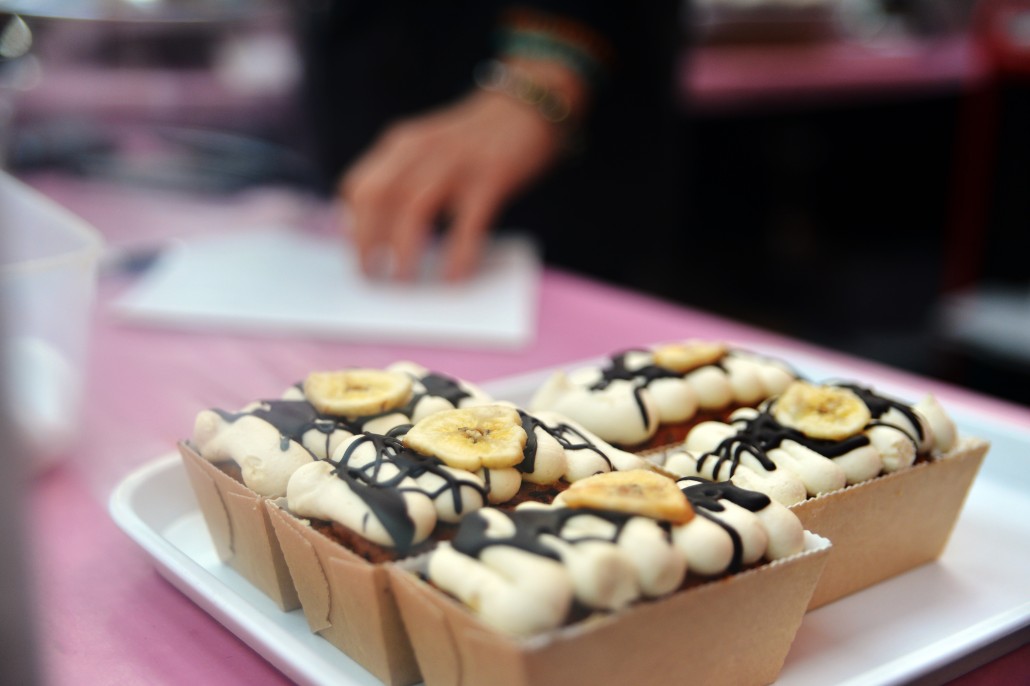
[473,59,572,125]
[495,27,606,88]
[495,7,614,88]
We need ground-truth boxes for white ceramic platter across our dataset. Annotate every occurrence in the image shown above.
[109,348,1030,686]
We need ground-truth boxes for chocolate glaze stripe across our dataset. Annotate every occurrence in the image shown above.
[679,477,772,514]
[334,432,490,506]
[696,380,934,478]
[698,407,877,478]
[518,411,613,475]
[588,350,739,433]
[517,411,541,474]
[694,509,745,573]
[329,432,489,554]
[340,475,419,553]
[451,478,770,572]
[695,412,782,477]
[837,382,926,443]
[213,400,346,457]
[451,507,636,561]
[589,351,679,431]
[593,350,699,388]
[546,421,611,466]
[680,478,772,573]
[410,373,473,408]
[595,347,801,395]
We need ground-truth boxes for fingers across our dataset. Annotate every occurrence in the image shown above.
[340,155,391,278]
[338,92,559,281]
[391,167,458,280]
[342,130,447,279]
[344,139,497,282]
[444,178,505,281]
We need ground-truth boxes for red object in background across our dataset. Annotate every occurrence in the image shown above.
[942,0,1030,293]
[979,0,1030,78]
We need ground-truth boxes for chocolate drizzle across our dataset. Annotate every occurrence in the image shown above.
[588,350,735,432]
[517,411,614,475]
[679,478,772,573]
[452,478,773,577]
[413,373,472,408]
[213,400,346,457]
[588,351,681,430]
[679,477,772,514]
[696,382,930,479]
[697,408,872,478]
[517,410,541,474]
[695,412,781,477]
[835,383,925,445]
[599,348,735,387]
[329,431,489,554]
[451,507,635,562]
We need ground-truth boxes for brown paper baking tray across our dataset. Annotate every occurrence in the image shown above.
[178,442,300,611]
[790,437,989,609]
[389,532,831,686]
[266,501,421,686]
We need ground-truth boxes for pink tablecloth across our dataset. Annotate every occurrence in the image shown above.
[23,178,1029,685]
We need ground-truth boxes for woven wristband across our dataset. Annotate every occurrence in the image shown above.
[495,27,605,88]
[473,59,572,124]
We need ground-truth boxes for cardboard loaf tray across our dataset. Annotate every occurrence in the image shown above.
[389,532,831,686]
[789,437,989,610]
[265,501,421,686]
[178,442,300,611]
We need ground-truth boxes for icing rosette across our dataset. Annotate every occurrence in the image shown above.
[192,400,355,497]
[528,341,796,447]
[283,405,654,555]
[656,380,960,505]
[423,473,805,635]
[192,362,495,497]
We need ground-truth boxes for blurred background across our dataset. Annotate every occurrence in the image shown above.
[1,0,1028,406]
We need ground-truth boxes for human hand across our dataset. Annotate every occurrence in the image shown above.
[340,59,587,281]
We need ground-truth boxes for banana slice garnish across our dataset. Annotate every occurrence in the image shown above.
[771,381,871,441]
[303,369,413,417]
[403,405,527,471]
[653,340,727,374]
[561,470,694,524]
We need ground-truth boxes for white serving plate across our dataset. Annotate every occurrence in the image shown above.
[109,349,1030,686]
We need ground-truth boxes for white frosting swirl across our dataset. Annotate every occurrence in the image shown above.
[529,373,657,447]
[529,410,651,482]
[428,540,572,637]
[659,441,809,507]
[528,344,798,446]
[387,360,493,422]
[280,406,656,554]
[287,460,438,548]
[192,401,352,497]
[194,362,493,498]
[668,384,961,505]
[914,394,957,454]
[424,477,805,635]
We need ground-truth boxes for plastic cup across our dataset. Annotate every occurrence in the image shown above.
[1,171,103,468]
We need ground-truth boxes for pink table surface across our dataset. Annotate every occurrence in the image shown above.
[22,177,1030,685]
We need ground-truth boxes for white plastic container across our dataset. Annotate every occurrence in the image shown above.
[1,171,103,467]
